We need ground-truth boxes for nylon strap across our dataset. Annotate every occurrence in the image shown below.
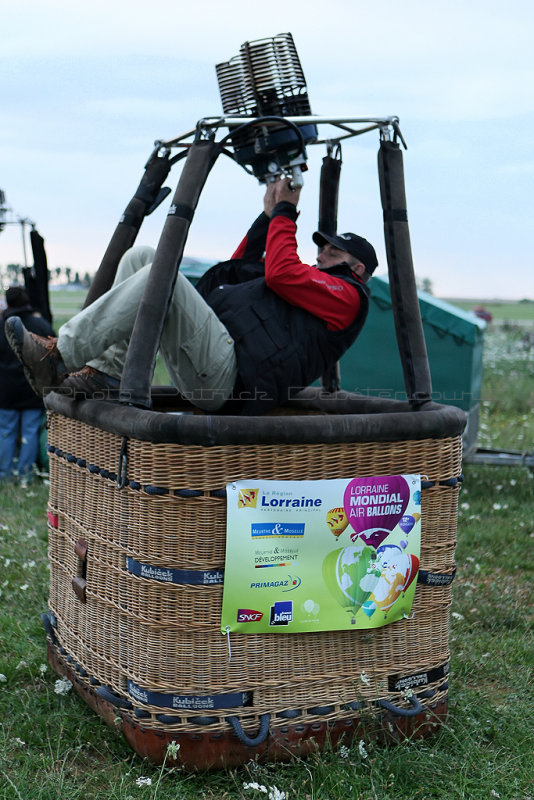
[388,662,449,692]
[126,556,224,585]
[383,209,408,222]
[127,680,250,710]
[167,202,194,222]
[119,210,144,227]
[417,568,456,586]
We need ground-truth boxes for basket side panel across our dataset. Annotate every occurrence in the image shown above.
[46,411,461,731]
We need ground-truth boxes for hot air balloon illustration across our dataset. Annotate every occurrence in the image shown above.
[322,542,379,614]
[399,515,415,534]
[343,475,411,549]
[326,507,349,537]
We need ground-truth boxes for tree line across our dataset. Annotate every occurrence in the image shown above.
[0,263,92,289]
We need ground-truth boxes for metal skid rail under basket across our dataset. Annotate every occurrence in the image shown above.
[43,32,465,770]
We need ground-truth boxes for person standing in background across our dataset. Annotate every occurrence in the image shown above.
[0,286,55,484]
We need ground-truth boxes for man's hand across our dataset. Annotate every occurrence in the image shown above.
[263,179,278,218]
[263,176,301,217]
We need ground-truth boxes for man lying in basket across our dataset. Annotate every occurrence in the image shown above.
[5,178,377,415]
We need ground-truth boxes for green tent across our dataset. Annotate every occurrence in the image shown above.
[335,276,486,455]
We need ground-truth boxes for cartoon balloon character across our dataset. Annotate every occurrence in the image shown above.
[366,544,419,615]
[326,507,349,538]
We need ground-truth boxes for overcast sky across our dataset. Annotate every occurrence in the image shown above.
[1,0,532,299]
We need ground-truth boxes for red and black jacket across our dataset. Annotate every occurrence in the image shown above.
[195,204,370,415]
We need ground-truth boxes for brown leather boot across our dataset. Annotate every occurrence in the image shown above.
[4,316,67,397]
[58,366,120,400]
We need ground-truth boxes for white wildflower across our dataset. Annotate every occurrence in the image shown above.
[54,677,73,695]
[166,740,180,759]
[339,744,350,759]
[14,737,26,746]
[135,776,152,787]
[20,584,29,591]
[26,528,36,538]
[24,560,36,569]
[0,674,7,683]
[490,791,500,798]
[4,558,11,567]
[460,502,470,510]
[268,788,286,800]
[244,783,268,793]
[39,663,47,675]
[358,740,368,759]
[16,661,27,670]
[360,670,371,686]
[492,503,502,510]
[451,612,464,621]
[510,479,517,486]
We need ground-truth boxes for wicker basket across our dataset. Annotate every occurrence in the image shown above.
[43,390,464,769]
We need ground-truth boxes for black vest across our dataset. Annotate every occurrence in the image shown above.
[195,259,370,415]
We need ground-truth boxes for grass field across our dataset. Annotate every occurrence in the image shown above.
[442,299,534,322]
[48,288,88,330]
[0,299,532,799]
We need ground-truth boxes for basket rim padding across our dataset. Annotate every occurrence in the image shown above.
[45,387,466,446]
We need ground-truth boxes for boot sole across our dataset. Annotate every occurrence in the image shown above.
[5,317,43,396]
[5,316,62,397]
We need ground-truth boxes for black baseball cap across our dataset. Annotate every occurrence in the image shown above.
[313,231,378,273]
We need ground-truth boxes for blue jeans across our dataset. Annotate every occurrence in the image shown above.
[0,408,43,480]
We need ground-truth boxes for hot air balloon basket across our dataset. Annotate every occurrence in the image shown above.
[43,392,464,770]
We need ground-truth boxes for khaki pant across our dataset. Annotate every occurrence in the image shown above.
[58,246,238,411]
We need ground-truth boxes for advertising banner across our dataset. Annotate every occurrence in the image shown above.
[221,474,421,634]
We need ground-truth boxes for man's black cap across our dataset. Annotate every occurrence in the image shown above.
[313,231,378,273]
